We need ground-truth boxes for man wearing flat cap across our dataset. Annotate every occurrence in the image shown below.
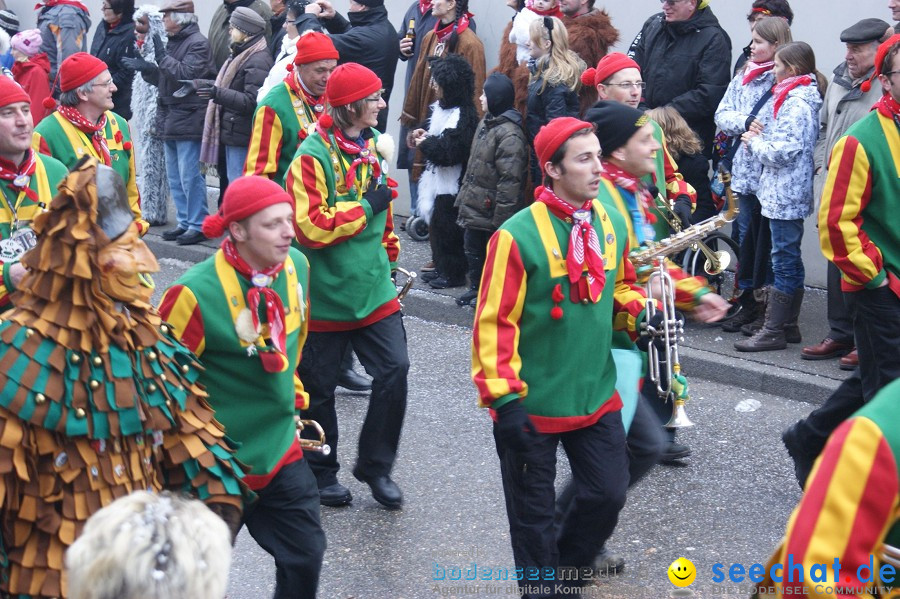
[795,18,892,369]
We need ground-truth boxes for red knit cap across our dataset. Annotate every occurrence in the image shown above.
[862,33,900,93]
[293,31,339,65]
[533,117,594,175]
[326,63,381,107]
[0,77,30,108]
[202,176,295,238]
[580,52,641,89]
[59,52,109,92]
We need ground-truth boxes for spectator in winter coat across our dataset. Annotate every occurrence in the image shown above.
[127,0,216,246]
[209,0,272,70]
[733,0,794,76]
[199,7,273,185]
[629,0,731,156]
[455,72,527,307]
[35,0,91,85]
[0,10,17,73]
[10,29,51,126]
[257,0,323,102]
[91,0,136,120]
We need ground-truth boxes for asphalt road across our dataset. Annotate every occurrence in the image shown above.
[150,257,811,599]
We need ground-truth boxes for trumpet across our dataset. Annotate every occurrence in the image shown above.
[295,416,331,455]
[642,260,694,429]
[394,266,417,306]
[631,169,739,274]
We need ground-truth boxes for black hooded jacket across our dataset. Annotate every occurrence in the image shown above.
[91,17,136,120]
[628,7,731,153]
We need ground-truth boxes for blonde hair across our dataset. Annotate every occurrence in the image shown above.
[529,17,585,93]
[646,106,701,160]
[750,16,792,53]
[66,491,232,599]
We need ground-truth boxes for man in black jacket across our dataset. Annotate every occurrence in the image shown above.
[91,0,136,119]
[307,0,398,132]
[628,0,731,157]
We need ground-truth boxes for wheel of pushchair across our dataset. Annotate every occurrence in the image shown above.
[406,215,429,241]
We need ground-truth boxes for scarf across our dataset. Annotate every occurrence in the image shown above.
[529,5,563,18]
[0,150,39,207]
[601,161,658,245]
[35,0,89,13]
[57,105,111,166]
[221,237,290,374]
[320,125,381,193]
[201,34,269,165]
[535,185,606,304]
[772,73,812,118]
[742,60,773,85]
[419,0,432,15]
[434,12,471,42]
[875,92,900,121]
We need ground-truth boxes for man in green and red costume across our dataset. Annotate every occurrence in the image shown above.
[33,51,148,234]
[472,116,652,597]
[287,62,408,509]
[159,175,325,599]
[0,76,67,312]
[245,31,338,187]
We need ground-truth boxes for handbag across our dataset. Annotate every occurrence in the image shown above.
[711,89,774,197]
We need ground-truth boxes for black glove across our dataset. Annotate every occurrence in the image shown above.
[121,55,156,73]
[363,182,392,215]
[637,310,685,353]
[194,79,217,100]
[152,32,166,63]
[673,195,693,230]
[173,79,196,98]
[495,401,537,453]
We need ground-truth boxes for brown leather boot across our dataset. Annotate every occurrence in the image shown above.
[739,287,769,336]
[735,289,793,352]
[721,289,761,333]
[783,287,804,344]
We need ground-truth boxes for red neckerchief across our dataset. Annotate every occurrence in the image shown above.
[419,0,432,15]
[601,160,657,224]
[34,0,89,13]
[530,5,563,18]
[221,237,290,374]
[57,105,111,166]
[284,72,324,113]
[0,150,39,204]
[772,74,812,118]
[742,60,773,85]
[434,12,471,42]
[874,93,900,119]
[318,124,382,192]
[535,185,606,304]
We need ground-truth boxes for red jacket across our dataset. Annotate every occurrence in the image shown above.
[12,53,52,127]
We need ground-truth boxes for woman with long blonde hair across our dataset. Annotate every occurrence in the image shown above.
[525,16,584,185]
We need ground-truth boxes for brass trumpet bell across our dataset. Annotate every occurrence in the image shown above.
[665,398,695,429]
[296,416,331,455]
[703,249,732,276]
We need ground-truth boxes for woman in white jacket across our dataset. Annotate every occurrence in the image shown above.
[736,41,824,352]
[714,16,791,335]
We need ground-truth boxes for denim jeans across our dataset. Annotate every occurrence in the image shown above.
[164,140,208,232]
[769,218,804,295]
[225,145,249,185]
[408,177,418,216]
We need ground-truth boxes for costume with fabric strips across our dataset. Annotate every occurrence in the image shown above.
[33,110,147,234]
[0,150,67,312]
[0,159,245,599]
[754,378,900,599]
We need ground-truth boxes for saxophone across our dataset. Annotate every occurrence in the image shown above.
[629,169,739,274]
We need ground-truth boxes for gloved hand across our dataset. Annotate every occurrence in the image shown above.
[495,401,537,453]
[152,32,166,63]
[194,79,217,100]
[637,310,684,353]
[673,195,693,230]
[363,179,392,215]
[121,55,156,73]
[173,79,196,98]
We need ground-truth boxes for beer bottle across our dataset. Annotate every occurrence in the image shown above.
[405,19,416,43]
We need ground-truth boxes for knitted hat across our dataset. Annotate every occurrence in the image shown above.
[59,52,108,92]
[0,76,30,108]
[354,0,384,5]
[292,31,339,65]
[159,0,194,12]
[202,176,295,238]
[533,117,594,175]
[0,10,19,35]
[229,6,266,36]
[325,63,381,107]
[583,100,650,157]
[862,33,900,92]
[10,28,41,57]
[580,52,640,88]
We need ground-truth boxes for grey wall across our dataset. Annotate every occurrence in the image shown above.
[11,0,895,286]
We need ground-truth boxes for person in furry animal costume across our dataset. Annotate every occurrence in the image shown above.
[130,5,169,226]
[411,53,478,288]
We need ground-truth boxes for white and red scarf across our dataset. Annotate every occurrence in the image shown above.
[772,73,813,118]
[742,60,774,85]
[57,105,111,165]
[434,12,471,42]
[318,124,381,192]
[418,0,432,15]
[0,150,39,205]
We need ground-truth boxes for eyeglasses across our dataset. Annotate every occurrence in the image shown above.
[659,0,689,5]
[605,81,646,90]
[884,70,900,78]
[364,90,385,103]
[101,4,114,11]
[96,79,115,89]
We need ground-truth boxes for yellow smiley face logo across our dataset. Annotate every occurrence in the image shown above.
[668,557,696,587]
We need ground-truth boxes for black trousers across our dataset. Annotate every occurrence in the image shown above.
[826,261,854,345]
[242,459,326,599]
[736,193,773,291]
[497,411,628,598]
[298,311,409,486]
[463,228,492,290]
[793,286,900,458]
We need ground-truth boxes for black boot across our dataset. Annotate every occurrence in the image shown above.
[739,287,769,336]
[735,288,792,352]
[721,289,761,333]
[784,287,804,344]
[337,346,371,392]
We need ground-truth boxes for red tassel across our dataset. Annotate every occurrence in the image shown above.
[42,96,56,109]
[123,141,132,150]
[390,189,398,199]
[551,283,565,303]
[114,130,123,143]
[318,114,333,129]
[386,177,399,188]
[201,213,226,239]
[550,306,563,320]
[286,62,294,72]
